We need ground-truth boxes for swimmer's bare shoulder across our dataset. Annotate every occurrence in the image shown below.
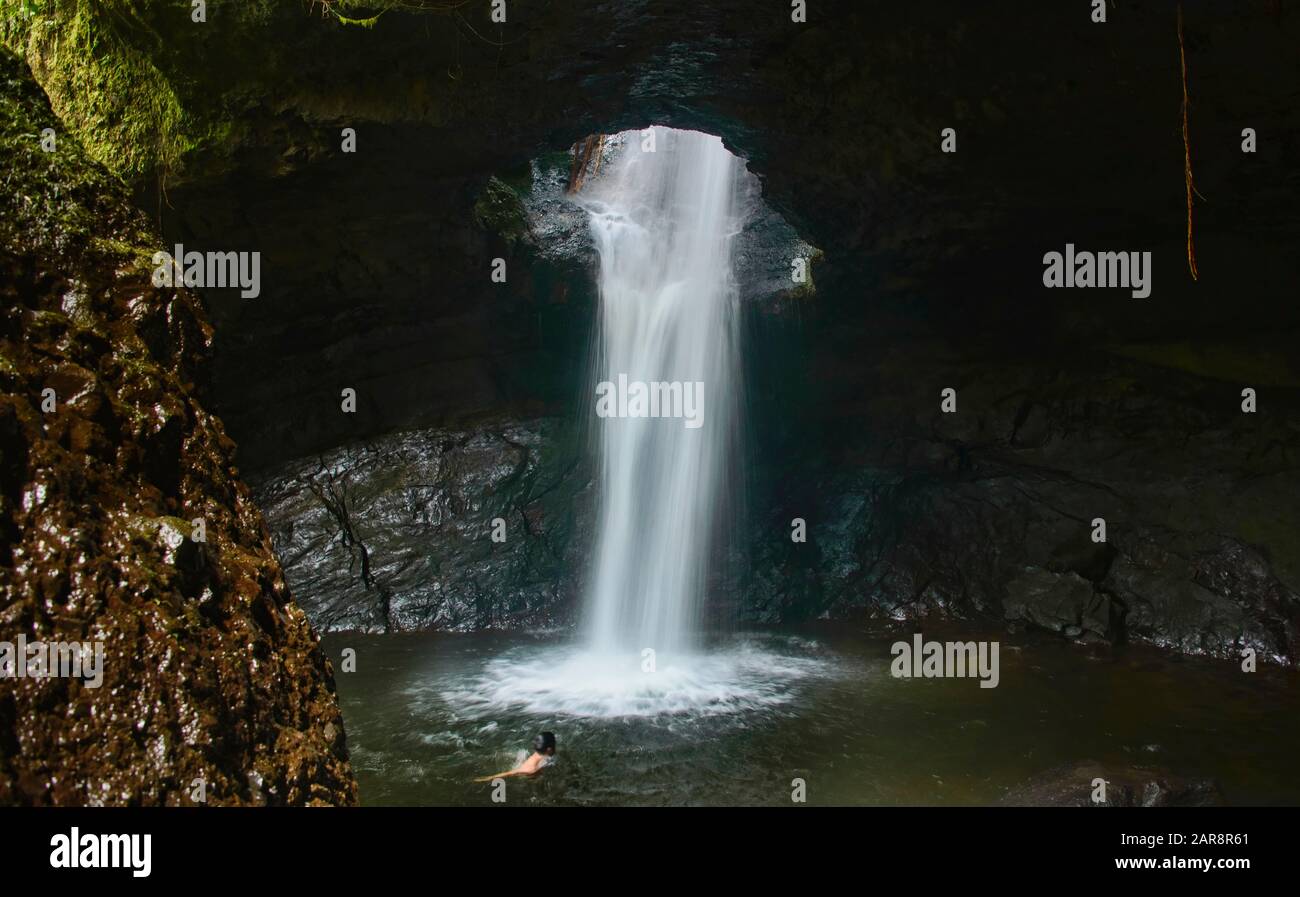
[474,732,557,783]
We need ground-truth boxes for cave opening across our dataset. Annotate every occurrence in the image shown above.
[6,0,1300,816]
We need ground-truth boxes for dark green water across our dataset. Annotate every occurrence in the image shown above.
[321,627,1300,806]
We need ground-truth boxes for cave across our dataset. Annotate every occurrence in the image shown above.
[2,0,1299,824]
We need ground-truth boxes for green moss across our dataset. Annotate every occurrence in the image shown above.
[332,10,386,29]
[472,176,532,247]
[1,0,508,185]
[0,0,289,180]
[3,0,188,177]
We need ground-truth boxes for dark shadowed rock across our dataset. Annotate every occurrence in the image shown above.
[744,346,1300,667]
[1004,568,1108,638]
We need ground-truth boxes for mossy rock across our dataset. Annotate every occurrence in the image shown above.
[473,176,533,248]
[0,46,357,806]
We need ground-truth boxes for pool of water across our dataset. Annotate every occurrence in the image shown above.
[322,627,1300,806]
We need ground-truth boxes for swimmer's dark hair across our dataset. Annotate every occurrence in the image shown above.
[532,732,557,754]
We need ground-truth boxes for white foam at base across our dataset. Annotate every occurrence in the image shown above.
[438,640,831,719]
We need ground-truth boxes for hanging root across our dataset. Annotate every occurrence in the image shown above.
[1178,3,1200,281]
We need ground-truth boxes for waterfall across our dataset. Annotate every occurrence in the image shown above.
[579,127,745,658]
[441,129,827,721]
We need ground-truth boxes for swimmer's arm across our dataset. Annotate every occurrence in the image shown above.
[474,752,547,782]
[473,768,530,783]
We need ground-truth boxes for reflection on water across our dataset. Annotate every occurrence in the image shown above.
[322,628,1300,806]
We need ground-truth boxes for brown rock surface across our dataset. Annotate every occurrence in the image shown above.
[0,50,356,806]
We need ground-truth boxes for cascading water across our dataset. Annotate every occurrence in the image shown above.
[439,128,829,719]
[580,127,744,658]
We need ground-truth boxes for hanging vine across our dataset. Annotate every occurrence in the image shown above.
[1177,3,1203,281]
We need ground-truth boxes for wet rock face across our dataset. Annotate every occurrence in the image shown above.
[744,347,1300,666]
[0,53,356,805]
[252,421,592,633]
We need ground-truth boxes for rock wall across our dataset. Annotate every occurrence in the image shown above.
[259,341,1300,667]
[252,420,591,632]
[746,343,1300,665]
[0,52,356,805]
[9,1,1294,476]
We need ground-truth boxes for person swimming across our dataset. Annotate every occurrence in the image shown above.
[474,732,557,782]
